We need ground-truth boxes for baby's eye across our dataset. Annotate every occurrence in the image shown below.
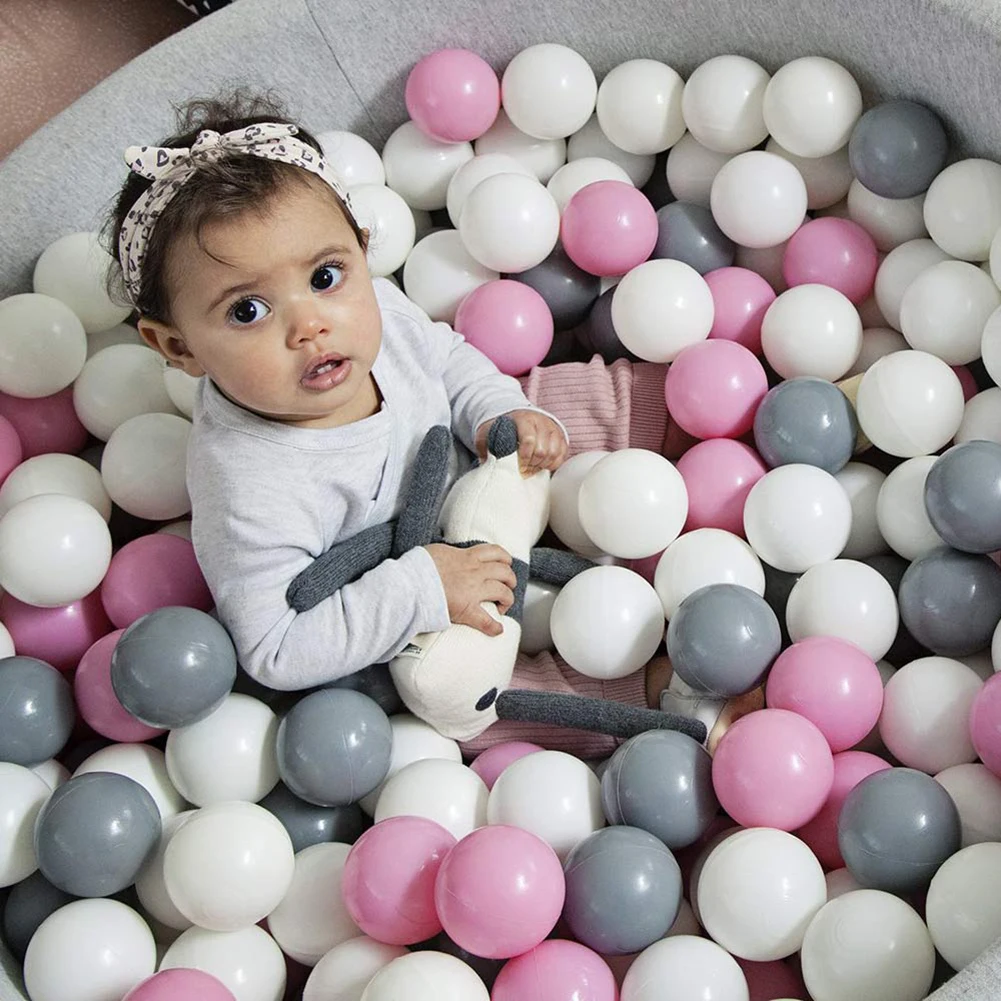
[311,264,344,292]
[229,297,270,325]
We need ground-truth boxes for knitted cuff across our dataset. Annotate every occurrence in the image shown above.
[600,664,649,709]
[628,362,670,453]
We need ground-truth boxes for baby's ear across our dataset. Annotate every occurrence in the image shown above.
[137,318,205,378]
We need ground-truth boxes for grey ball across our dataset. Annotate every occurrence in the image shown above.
[924,440,1001,554]
[324,662,404,716]
[276,688,392,807]
[652,201,736,275]
[2,871,75,959]
[898,548,1001,657]
[848,100,949,199]
[259,781,370,853]
[753,377,858,473]
[111,606,237,729]
[838,767,961,894]
[510,244,601,331]
[667,583,782,696]
[563,825,682,955]
[601,730,719,849]
[34,771,162,897]
[583,286,638,363]
[0,656,75,766]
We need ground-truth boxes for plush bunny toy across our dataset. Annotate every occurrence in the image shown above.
[286,417,705,746]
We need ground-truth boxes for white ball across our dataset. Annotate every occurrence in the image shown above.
[697,828,826,961]
[847,181,927,253]
[0,493,112,606]
[846,327,908,377]
[681,55,770,154]
[550,565,665,679]
[33,232,131,333]
[654,528,765,620]
[899,260,1001,364]
[165,694,279,807]
[957,388,1001,445]
[135,811,196,931]
[23,898,155,1001]
[876,456,946,561]
[160,924,287,1001]
[74,742,187,821]
[765,138,854,211]
[163,366,199,420]
[402,230,498,324]
[568,114,657,187]
[762,56,862,158]
[317,130,386,187]
[0,763,50,887]
[487,749,604,861]
[303,936,408,1001]
[346,184,417,278]
[858,295,891,330]
[30,758,69,792]
[0,293,87,398]
[86,321,142,358]
[734,240,791,293]
[73,344,178,441]
[373,758,487,840]
[0,453,111,520]
[361,950,489,1001]
[0,621,13,659]
[879,657,982,774]
[474,109,567,183]
[825,867,863,900]
[856,350,965,457]
[935,763,1001,847]
[835,462,888,559]
[519,579,560,655]
[445,153,534,227]
[547,156,633,212]
[995,615,1001,672]
[596,58,686,156]
[611,259,714,362]
[621,935,749,1001]
[502,43,597,140]
[711,151,808,249]
[382,120,473,211]
[801,890,934,1001]
[927,842,1001,971]
[101,412,192,520]
[158,519,193,541]
[980,304,1001,388]
[924,158,1001,261]
[743,464,852,574]
[874,238,953,332]
[760,284,862,381]
[578,448,689,559]
[548,450,608,556]
[665,132,734,207]
[267,842,360,966]
[786,559,899,661]
[163,800,295,932]
[458,172,560,273]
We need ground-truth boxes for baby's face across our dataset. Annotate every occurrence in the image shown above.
[141,177,383,429]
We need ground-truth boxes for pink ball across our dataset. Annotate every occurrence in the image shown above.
[561,181,659,277]
[434,824,565,959]
[123,969,236,1001]
[675,438,767,536]
[454,280,554,377]
[0,415,23,486]
[100,533,213,630]
[665,339,768,439]
[0,589,112,672]
[705,267,776,355]
[712,708,835,831]
[765,636,885,752]
[782,217,879,305]
[492,939,618,1001]
[953,365,978,402]
[735,957,808,1001]
[795,750,891,870]
[74,629,166,742]
[405,48,501,142]
[342,816,455,945]
[970,673,1001,777]
[469,741,544,790]
[0,387,88,458]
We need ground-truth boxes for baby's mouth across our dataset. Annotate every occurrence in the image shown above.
[301,352,351,389]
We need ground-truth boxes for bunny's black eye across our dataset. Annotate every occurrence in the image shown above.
[476,688,498,711]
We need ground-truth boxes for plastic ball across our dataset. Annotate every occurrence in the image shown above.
[847,179,928,253]
[596,58,685,155]
[969,674,1001,777]
[316,130,386,186]
[469,740,542,790]
[620,935,749,1001]
[704,266,775,353]
[924,158,1001,261]
[258,782,368,855]
[474,109,567,183]
[666,132,734,207]
[2,870,76,961]
[547,449,607,556]
[72,741,186,821]
[874,238,952,332]
[835,462,888,559]
[676,438,767,537]
[783,217,879,305]
[712,708,835,830]
[766,138,855,211]
[0,452,109,521]
[122,969,237,1001]
[491,939,616,1001]
[925,441,1001,553]
[875,456,944,561]
[568,114,657,187]
[847,327,908,377]
[402,229,498,324]
[303,936,407,1001]
[405,48,499,143]
[0,414,21,486]
[382,120,473,211]
[502,43,596,141]
[652,201,736,275]
[680,55,769,154]
[132,810,196,931]
[446,153,534,227]
[0,763,51,887]
[548,156,633,212]
[957,388,1001,445]
[0,387,86,461]
[583,285,638,362]
[935,763,1001,846]
[346,183,417,278]
[838,767,961,893]
[0,293,87,399]
[511,247,600,334]
[0,656,75,766]
[360,950,489,1001]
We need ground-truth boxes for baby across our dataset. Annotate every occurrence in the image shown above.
[107,92,708,758]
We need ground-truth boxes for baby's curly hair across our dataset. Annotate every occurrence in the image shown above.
[104,89,366,323]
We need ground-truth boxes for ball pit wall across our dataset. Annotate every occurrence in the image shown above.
[3,0,1001,996]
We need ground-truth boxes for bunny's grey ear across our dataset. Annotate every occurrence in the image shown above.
[486,415,519,458]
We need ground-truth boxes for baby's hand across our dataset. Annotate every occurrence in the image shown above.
[477,410,568,476]
[425,542,517,637]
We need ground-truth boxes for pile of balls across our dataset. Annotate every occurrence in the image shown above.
[5,38,1001,1001]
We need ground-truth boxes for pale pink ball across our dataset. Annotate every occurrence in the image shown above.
[970,673,1001,778]
[123,969,236,1001]
[953,365,978,402]
[561,181,659,277]
[705,266,776,355]
[0,387,88,458]
[492,939,617,1001]
[665,339,769,439]
[783,217,879,305]
[0,415,23,486]
[405,48,501,142]
[469,741,544,790]
[675,438,767,537]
